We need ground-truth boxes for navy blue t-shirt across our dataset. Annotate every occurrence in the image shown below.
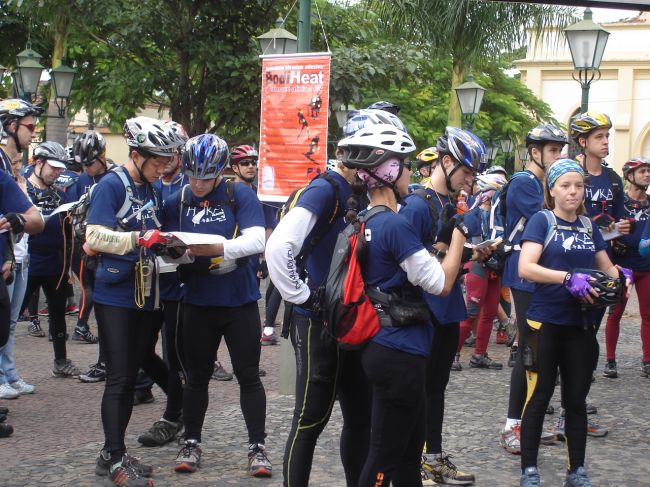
[0,171,33,262]
[25,181,74,276]
[363,210,432,357]
[584,168,624,221]
[612,195,650,272]
[54,170,79,195]
[399,188,466,325]
[293,171,351,314]
[161,180,264,307]
[73,170,113,201]
[87,169,161,310]
[523,211,607,326]
[502,171,544,292]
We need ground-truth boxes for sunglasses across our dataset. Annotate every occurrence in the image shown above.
[238,160,258,167]
[19,123,37,133]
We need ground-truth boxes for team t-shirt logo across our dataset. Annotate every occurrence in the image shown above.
[555,230,595,252]
[586,187,613,202]
[186,205,226,226]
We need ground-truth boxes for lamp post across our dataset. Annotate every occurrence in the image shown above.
[487,139,500,167]
[50,59,77,118]
[564,8,610,114]
[500,136,515,175]
[15,44,45,100]
[454,74,486,130]
[517,145,529,169]
[257,17,298,55]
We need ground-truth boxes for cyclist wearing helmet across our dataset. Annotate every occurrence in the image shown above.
[517,159,632,487]
[485,165,508,178]
[453,172,508,371]
[342,108,408,138]
[160,134,271,478]
[399,126,482,485]
[337,124,466,486]
[20,141,81,377]
[366,100,400,115]
[604,157,650,379]
[266,141,363,486]
[499,123,567,454]
[415,146,438,180]
[71,130,113,199]
[84,116,185,487]
[0,99,43,173]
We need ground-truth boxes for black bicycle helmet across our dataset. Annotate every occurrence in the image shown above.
[367,100,400,115]
[525,124,568,147]
[0,99,44,152]
[33,141,68,169]
[571,268,622,308]
[73,130,107,166]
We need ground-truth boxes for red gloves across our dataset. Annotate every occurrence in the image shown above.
[138,230,173,254]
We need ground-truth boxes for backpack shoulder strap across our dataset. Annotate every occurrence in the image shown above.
[578,215,593,238]
[178,184,189,231]
[605,166,622,201]
[112,166,134,220]
[360,205,390,223]
[319,172,342,224]
[541,209,557,251]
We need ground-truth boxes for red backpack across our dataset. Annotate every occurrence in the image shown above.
[323,206,388,349]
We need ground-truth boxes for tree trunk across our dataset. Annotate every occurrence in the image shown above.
[45,17,70,146]
[447,57,464,128]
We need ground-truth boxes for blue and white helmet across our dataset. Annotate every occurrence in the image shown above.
[436,126,487,173]
[342,109,408,138]
[182,134,229,180]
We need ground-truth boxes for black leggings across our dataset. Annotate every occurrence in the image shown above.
[359,342,426,487]
[95,303,167,460]
[424,322,459,454]
[264,281,282,327]
[22,275,68,361]
[182,301,266,444]
[72,252,96,329]
[507,289,533,419]
[161,300,184,422]
[283,313,370,487]
[520,322,597,472]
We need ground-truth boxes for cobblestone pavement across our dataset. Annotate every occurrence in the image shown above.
[0,290,648,486]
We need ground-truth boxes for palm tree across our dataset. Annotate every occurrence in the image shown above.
[370,0,577,126]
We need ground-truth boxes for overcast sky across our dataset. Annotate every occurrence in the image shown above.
[590,7,644,22]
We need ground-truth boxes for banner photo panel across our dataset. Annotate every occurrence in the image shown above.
[258,52,331,202]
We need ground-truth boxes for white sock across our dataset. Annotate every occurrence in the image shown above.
[263,326,275,336]
[505,418,521,430]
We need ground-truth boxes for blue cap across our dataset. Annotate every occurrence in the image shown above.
[547,158,584,189]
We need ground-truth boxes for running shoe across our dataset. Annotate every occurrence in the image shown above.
[500,424,521,455]
[0,423,13,438]
[0,406,8,415]
[71,326,99,344]
[52,359,81,378]
[10,379,35,395]
[505,317,517,346]
[421,464,441,486]
[248,443,272,477]
[563,466,593,487]
[138,420,183,447]
[421,452,474,485]
[587,418,608,437]
[96,450,153,477]
[464,333,476,347]
[450,354,462,371]
[133,389,154,406]
[18,312,30,322]
[540,429,557,445]
[586,403,597,415]
[80,362,106,383]
[108,455,154,486]
[28,318,45,338]
[508,346,518,367]
[65,304,79,315]
[261,330,279,346]
[175,439,202,473]
[603,359,617,378]
[0,383,19,400]
[520,466,541,487]
[553,413,566,442]
[546,404,554,415]
[38,307,48,316]
[469,353,502,370]
[643,362,650,377]
[495,327,508,345]
[211,361,233,381]
[259,368,267,377]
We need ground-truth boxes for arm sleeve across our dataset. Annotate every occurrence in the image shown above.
[223,226,265,260]
[265,206,318,304]
[86,224,138,255]
[399,248,445,295]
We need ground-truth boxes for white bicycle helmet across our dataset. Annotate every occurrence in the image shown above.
[124,116,185,157]
[338,123,416,169]
[342,109,408,138]
[476,173,507,193]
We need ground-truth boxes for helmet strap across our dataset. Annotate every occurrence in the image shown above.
[630,172,649,192]
[443,161,461,193]
[8,121,23,153]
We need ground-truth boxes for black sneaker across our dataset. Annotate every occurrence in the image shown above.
[642,362,650,377]
[28,319,45,338]
[72,326,99,344]
[138,420,183,447]
[603,359,617,378]
[0,423,13,438]
[0,406,8,415]
[175,439,202,473]
[108,455,154,486]
[133,389,154,406]
[469,353,503,370]
[79,362,106,383]
[508,346,518,367]
[96,450,153,478]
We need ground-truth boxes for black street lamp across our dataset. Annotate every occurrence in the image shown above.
[500,137,515,175]
[455,74,486,130]
[564,8,610,114]
[517,145,529,169]
[15,44,45,99]
[50,59,77,118]
[486,139,500,166]
[257,17,298,55]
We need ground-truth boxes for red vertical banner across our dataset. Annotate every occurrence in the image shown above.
[258,52,331,202]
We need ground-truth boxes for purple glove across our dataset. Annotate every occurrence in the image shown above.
[563,272,592,299]
[619,267,634,287]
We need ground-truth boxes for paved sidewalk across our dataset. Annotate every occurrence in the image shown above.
[0,291,648,486]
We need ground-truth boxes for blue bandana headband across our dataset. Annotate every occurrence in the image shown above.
[547,158,584,189]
